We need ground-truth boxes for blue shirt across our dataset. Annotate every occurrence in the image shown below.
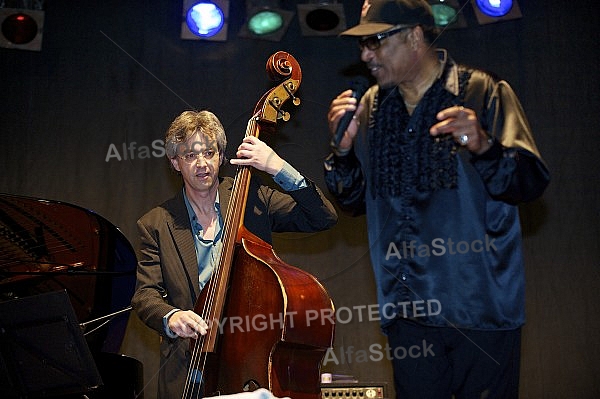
[184,161,306,289]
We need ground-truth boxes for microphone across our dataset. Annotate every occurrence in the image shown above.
[332,76,370,148]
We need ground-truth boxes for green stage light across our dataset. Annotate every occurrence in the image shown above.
[239,2,293,42]
[431,3,457,26]
[428,0,466,29]
[248,10,283,35]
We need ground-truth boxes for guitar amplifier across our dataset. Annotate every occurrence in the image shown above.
[320,382,387,399]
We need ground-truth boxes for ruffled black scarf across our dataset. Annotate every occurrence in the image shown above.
[368,68,470,201]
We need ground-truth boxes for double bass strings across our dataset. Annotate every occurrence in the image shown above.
[182,116,258,399]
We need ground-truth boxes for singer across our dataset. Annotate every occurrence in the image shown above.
[324,1,550,399]
[131,110,336,399]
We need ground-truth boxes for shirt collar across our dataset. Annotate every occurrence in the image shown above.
[437,49,460,97]
[182,187,221,224]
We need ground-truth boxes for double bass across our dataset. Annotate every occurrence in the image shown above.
[183,52,335,399]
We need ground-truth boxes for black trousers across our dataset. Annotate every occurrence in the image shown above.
[383,319,521,399]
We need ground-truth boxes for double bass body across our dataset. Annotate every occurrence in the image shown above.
[200,233,335,398]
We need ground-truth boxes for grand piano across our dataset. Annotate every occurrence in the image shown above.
[0,193,142,398]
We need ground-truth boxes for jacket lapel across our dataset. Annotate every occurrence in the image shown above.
[167,190,201,300]
[167,180,233,301]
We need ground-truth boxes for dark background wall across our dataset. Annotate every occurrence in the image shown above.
[1,1,599,398]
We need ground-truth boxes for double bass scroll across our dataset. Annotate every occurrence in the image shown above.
[185,52,335,399]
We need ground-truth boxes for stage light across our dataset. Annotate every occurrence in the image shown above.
[475,0,512,17]
[0,8,44,51]
[428,0,466,29]
[239,1,293,42]
[471,0,521,24]
[429,0,457,27]
[181,0,229,41]
[297,2,347,37]
[248,9,283,35]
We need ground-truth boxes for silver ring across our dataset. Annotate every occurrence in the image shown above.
[459,134,469,146]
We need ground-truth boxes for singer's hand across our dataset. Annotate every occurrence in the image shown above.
[328,90,364,150]
[429,105,492,155]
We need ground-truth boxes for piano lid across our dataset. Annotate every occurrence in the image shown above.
[0,193,137,353]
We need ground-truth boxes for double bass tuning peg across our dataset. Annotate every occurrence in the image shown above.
[284,81,301,106]
[279,111,291,122]
[268,82,300,121]
[267,98,287,121]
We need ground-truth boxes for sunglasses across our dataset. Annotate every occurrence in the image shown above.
[358,26,412,51]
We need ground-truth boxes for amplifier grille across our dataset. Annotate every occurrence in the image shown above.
[321,383,387,399]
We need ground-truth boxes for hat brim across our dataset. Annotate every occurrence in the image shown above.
[339,22,396,37]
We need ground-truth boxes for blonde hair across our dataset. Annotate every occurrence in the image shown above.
[164,110,227,159]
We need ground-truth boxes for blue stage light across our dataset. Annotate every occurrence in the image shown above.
[475,0,513,18]
[185,2,225,38]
